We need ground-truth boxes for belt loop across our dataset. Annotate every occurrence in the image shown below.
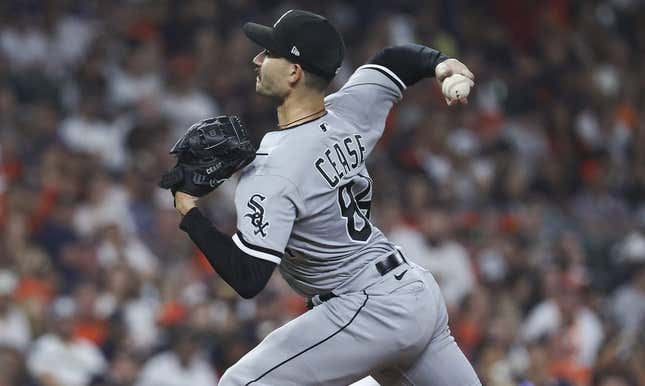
[306,294,321,310]
[397,247,408,263]
[306,293,337,310]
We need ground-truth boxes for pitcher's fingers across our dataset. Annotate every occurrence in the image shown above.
[461,68,475,81]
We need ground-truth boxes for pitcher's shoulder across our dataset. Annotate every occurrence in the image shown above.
[247,129,322,183]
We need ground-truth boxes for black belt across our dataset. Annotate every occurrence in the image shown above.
[306,251,406,309]
[375,250,406,276]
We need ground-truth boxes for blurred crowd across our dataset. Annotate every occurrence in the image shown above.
[1,1,644,385]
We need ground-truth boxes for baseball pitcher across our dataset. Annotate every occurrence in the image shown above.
[161,9,480,386]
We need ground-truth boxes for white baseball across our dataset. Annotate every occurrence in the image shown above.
[441,73,473,100]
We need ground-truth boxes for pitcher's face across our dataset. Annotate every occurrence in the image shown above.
[252,49,293,102]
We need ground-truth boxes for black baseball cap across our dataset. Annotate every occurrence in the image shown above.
[243,10,345,80]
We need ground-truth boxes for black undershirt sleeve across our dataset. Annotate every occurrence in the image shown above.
[179,207,276,299]
[368,43,449,87]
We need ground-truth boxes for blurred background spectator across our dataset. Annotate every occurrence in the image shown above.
[0,1,644,385]
[26,297,106,386]
[135,328,218,386]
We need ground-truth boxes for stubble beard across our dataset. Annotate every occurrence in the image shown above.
[255,77,285,105]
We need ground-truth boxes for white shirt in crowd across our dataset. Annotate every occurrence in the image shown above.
[73,186,136,237]
[610,283,645,332]
[160,89,219,140]
[59,115,132,171]
[27,334,107,386]
[0,305,32,351]
[123,296,161,351]
[108,68,162,109]
[0,26,48,69]
[97,235,159,277]
[389,226,475,308]
[0,17,94,71]
[136,351,218,386]
[521,300,604,366]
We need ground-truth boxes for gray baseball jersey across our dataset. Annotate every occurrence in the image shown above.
[233,64,405,297]
[223,65,482,386]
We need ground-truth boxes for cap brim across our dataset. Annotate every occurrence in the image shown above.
[243,22,280,53]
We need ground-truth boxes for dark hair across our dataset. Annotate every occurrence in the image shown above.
[303,70,331,92]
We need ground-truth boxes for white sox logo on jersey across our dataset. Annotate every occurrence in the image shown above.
[244,194,269,237]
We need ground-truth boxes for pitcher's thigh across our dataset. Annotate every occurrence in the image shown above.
[372,329,481,386]
[406,333,481,386]
[220,292,379,386]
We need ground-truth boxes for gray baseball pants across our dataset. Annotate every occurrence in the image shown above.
[219,262,482,385]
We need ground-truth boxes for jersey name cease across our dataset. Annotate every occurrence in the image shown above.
[315,135,366,188]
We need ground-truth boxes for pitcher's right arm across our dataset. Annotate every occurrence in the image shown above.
[325,44,473,145]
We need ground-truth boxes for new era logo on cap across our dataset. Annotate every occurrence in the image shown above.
[290,46,300,56]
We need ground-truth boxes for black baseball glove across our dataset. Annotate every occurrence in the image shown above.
[159,115,256,197]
